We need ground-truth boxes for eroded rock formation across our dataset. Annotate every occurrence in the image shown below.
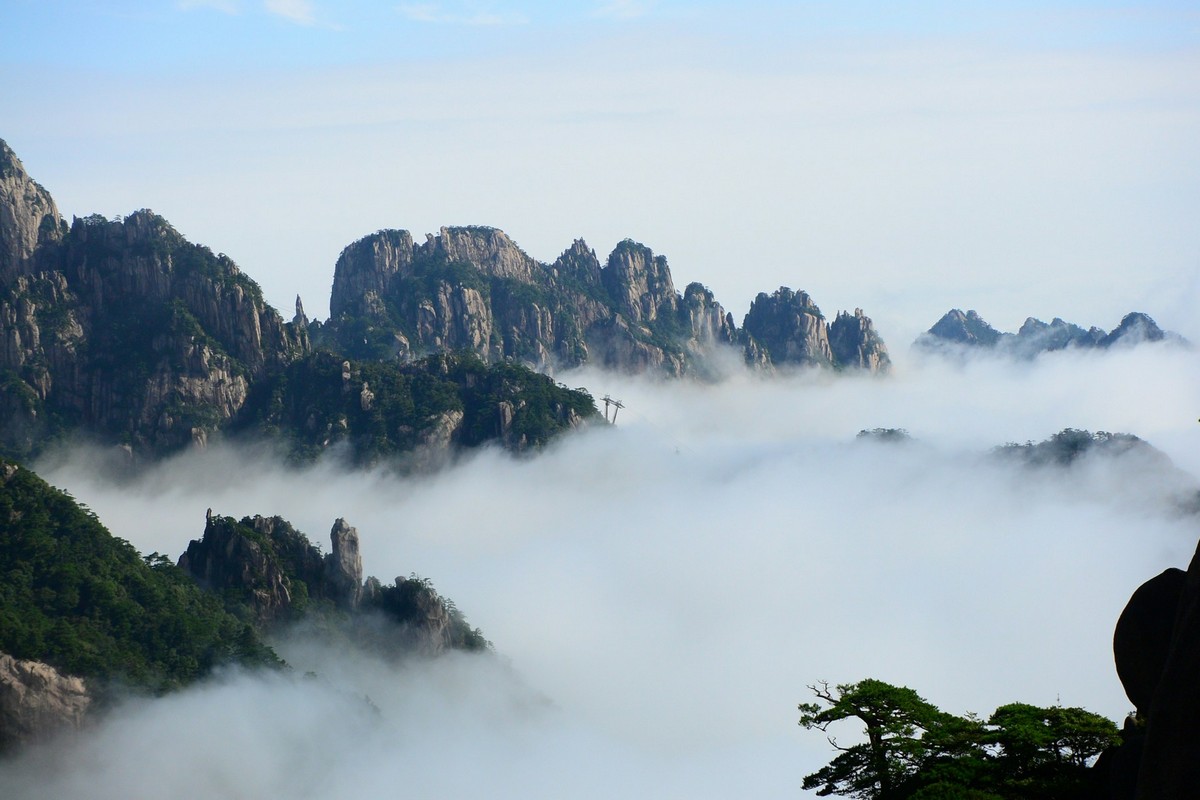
[0,140,309,458]
[325,226,889,377]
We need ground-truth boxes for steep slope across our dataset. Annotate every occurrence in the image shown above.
[233,350,595,466]
[0,139,310,457]
[0,458,492,750]
[0,140,63,280]
[0,459,278,704]
[0,139,596,463]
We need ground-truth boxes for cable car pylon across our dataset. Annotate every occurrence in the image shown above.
[601,394,625,424]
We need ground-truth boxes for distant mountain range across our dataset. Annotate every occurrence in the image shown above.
[915,308,1187,358]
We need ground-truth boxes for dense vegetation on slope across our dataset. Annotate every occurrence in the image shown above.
[0,457,491,704]
[0,460,278,691]
[994,429,1149,466]
[235,351,597,465]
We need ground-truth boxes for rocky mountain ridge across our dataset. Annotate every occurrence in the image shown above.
[916,308,1186,358]
[0,139,595,463]
[323,225,892,377]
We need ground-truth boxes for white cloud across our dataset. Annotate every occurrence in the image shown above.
[264,0,316,26]
[16,344,1200,797]
[398,2,528,26]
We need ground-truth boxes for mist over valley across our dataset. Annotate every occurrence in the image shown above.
[6,343,1196,798]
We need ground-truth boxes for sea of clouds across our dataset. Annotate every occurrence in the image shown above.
[3,342,1198,798]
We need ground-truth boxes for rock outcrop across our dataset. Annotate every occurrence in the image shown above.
[178,513,300,623]
[738,288,891,372]
[1,135,885,463]
[179,512,369,622]
[1129,541,1200,798]
[740,287,834,368]
[0,139,310,458]
[916,309,1185,358]
[829,308,891,372]
[924,308,1003,347]
[326,518,363,611]
[1099,312,1168,348]
[325,226,890,377]
[0,653,91,750]
[177,510,486,655]
[0,140,63,280]
[1098,540,1200,797]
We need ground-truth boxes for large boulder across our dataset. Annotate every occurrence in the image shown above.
[1135,540,1200,797]
[1102,539,1200,797]
[1114,568,1186,715]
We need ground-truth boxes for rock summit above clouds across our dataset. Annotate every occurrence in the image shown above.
[916,308,1186,358]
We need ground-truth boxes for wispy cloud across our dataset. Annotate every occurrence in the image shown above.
[264,0,317,26]
[398,2,528,26]
[177,0,240,13]
[592,0,652,20]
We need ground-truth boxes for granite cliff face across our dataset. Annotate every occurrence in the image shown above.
[178,511,485,655]
[1,135,885,461]
[0,653,91,750]
[917,308,1184,358]
[179,513,366,623]
[829,308,891,372]
[0,140,595,464]
[0,141,63,280]
[326,227,890,377]
[0,140,309,458]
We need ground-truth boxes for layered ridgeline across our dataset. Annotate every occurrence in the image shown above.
[321,228,891,376]
[0,139,594,462]
[0,458,485,750]
[916,308,1187,358]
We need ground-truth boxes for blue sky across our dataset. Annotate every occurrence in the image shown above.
[6,2,1197,70]
[2,1,1198,344]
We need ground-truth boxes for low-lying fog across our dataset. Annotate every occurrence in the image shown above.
[5,344,1199,798]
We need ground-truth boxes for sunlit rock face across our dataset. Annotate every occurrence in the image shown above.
[0,140,309,459]
[829,308,891,373]
[0,653,91,751]
[328,227,889,377]
[326,518,364,611]
[740,287,838,369]
[1,135,889,464]
[0,139,62,281]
